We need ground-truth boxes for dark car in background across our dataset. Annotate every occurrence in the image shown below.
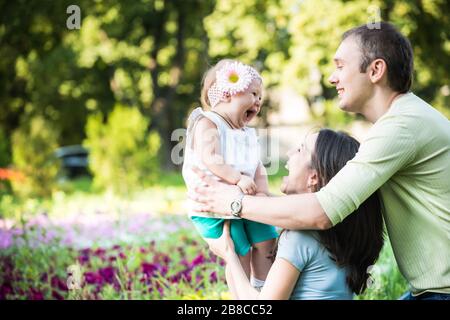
[55,145,90,178]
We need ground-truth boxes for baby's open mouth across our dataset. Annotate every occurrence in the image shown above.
[244,108,258,122]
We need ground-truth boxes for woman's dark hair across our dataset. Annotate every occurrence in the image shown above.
[311,129,384,294]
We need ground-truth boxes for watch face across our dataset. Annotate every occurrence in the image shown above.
[231,200,241,214]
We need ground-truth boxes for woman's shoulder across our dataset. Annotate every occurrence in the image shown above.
[278,230,322,257]
[276,230,321,271]
[280,230,320,246]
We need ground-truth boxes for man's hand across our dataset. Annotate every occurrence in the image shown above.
[189,166,243,216]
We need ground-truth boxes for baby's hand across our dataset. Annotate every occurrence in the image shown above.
[237,174,257,195]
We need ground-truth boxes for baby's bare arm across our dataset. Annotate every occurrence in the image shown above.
[193,117,241,185]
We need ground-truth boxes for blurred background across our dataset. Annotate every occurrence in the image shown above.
[0,0,448,300]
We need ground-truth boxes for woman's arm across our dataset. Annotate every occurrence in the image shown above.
[254,162,270,196]
[225,255,300,300]
[210,222,300,300]
[190,167,332,230]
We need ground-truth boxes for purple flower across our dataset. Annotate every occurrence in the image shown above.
[119,252,127,260]
[78,254,90,265]
[0,230,13,249]
[0,283,13,300]
[52,290,64,300]
[191,254,205,267]
[209,271,218,283]
[160,265,168,276]
[80,248,91,256]
[162,255,171,265]
[169,274,180,284]
[180,271,192,282]
[98,266,116,283]
[51,276,68,291]
[84,271,102,285]
[40,272,48,282]
[30,288,44,300]
[156,284,164,296]
[180,258,189,268]
[208,252,218,263]
[141,262,160,277]
[94,248,106,256]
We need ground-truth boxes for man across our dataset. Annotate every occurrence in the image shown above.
[190,22,450,299]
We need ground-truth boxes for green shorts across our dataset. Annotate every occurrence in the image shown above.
[191,216,278,256]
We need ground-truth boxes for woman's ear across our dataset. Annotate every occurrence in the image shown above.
[307,169,319,191]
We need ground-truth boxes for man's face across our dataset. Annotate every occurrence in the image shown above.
[328,36,373,113]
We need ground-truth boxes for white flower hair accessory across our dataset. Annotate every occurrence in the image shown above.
[207,61,262,108]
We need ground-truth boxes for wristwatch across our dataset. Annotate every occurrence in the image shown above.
[230,193,245,218]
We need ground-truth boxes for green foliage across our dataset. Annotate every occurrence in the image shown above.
[205,0,449,123]
[0,126,12,196]
[0,0,448,185]
[0,126,11,167]
[84,104,160,195]
[10,116,60,198]
[357,240,408,299]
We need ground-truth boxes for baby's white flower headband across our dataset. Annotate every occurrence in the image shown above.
[207,61,262,108]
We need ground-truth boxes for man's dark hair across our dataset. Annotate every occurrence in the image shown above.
[343,22,414,93]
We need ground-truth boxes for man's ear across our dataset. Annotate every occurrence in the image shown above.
[368,58,387,84]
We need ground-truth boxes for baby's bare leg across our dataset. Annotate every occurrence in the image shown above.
[251,239,276,282]
[238,251,252,280]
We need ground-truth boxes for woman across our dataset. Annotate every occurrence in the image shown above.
[206,129,384,299]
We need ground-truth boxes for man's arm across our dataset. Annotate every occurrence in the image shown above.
[190,167,331,230]
[242,193,332,230]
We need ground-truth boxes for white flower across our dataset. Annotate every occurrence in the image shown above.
[215,61,254,96]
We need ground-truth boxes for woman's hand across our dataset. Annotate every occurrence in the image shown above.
[189,166,243,216]
[207,221,236,262]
